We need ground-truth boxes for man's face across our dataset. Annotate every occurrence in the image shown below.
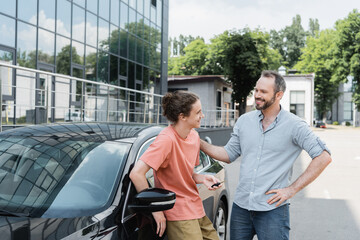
[254,76,277,111]
[183,99,205,128]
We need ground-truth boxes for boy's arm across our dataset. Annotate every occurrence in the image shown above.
[129,160,166,237]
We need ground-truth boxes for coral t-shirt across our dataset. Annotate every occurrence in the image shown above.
[140,126,205,221]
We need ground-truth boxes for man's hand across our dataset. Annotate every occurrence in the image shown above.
[266,187,296,207]
[152,211,166,237]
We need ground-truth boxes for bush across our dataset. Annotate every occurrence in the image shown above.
[345,121,351,126]
[333,121,339,125]
[17,116,26,124]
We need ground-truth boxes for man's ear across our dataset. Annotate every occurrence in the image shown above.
[276,91,284,100]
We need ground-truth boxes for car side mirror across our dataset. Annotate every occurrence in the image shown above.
[128,188,176,213]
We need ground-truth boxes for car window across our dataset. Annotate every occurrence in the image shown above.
[136,138,155,187]
[0,136,131,218]
[194,151,210,173]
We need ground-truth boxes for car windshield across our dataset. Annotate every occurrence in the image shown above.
[0,135,131,218]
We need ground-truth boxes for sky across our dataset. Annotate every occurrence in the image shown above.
[169,0,359,42]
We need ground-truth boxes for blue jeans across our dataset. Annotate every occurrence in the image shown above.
[230,203,290,240]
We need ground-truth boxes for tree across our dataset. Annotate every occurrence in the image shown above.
[308,18,320,38]
[223,31,264,115]
[270,15,307,69]
[332,9,360,110]
[283,15,307,68]
[295,29,339,120]
[247,28,283,71]
[181,39,209,75]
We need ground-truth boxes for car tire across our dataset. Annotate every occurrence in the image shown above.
[214,200,227,240]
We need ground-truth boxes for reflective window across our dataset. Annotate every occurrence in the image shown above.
[17,22,37,69]
[0,0,16,17]
[129,35,136,61]
[56,35,71,75]
[98,51,109,82]
[137,13,144,38]
[85,46,97,80]
[137,0,144,15]
[109,54,118,85]
[98,18,109,50]
[150,5,156,24]
[38,29,55,65]
[110,25,120,55]
[120,2,128,29]
[129,0,136,9]
[143,18,150,42]
[119,58,127,77]
[87,0,98,14]
[99,0,110,20]
[18,0,37,23]
[73,5,85,42]
[57,0,71,37]
[39,0,55,32]
[72,41,85,65]
[156,0,162,27]
[86,12,98,47]
[136,38,143,64]
[128,8,136,34]
[120,30,128,57]
[111,0,120,25]
[73,0,86,8]
[144,0,150,19]
[0,15,15,47]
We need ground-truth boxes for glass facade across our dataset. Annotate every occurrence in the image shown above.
[0,0,167,93]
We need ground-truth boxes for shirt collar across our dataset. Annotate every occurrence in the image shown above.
[257,105,283,123]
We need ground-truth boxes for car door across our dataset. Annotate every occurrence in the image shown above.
[119,137,163,240]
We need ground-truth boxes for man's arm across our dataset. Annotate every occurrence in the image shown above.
[200,139,231,163]
[266,150,332,206]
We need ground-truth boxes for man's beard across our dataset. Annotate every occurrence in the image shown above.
[255,94,276,110]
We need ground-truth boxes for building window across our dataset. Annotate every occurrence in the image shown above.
[290,91,305,118]
[344,101,353,121]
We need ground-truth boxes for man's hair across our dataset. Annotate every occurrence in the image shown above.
[261,70,286,93]
[161,90,199,123]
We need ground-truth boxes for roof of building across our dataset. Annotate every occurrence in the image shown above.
[168,75,231,87]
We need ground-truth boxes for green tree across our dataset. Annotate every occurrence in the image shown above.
[181,39,209,75]
[270,15,307,69]
[223,30,264,115]
[308,18,320,38]
[295,29,339,120]
[283,15,307,68]
[247,28,283,70]
[332,9,360,110]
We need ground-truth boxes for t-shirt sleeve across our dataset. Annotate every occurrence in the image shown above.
[140,134,172,171]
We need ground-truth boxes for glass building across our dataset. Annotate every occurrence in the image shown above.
[0,0,169,125]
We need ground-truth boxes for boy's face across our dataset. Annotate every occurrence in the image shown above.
[183,99,204,128]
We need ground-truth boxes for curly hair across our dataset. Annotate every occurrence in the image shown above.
[162,91,199,123]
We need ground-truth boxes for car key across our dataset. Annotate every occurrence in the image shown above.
[211,181,224,188]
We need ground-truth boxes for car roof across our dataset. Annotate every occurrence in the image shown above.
[0,122,156,142]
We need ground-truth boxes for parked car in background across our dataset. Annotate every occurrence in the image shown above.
[0,123,229,240]
[64,111,93,122]
[315,120,327,128]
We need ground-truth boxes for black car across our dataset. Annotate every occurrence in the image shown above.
[0,123,229,240]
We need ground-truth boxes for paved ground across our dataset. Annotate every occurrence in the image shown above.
[224,125,360,240]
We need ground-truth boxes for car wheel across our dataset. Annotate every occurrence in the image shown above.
[215,200,227,240]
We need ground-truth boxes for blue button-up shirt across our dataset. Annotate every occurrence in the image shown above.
[224,108,330,211]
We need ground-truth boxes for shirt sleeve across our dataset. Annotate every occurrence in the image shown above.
[140,133,172,171]
[224,117,242,162]
[292,120,331,159]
